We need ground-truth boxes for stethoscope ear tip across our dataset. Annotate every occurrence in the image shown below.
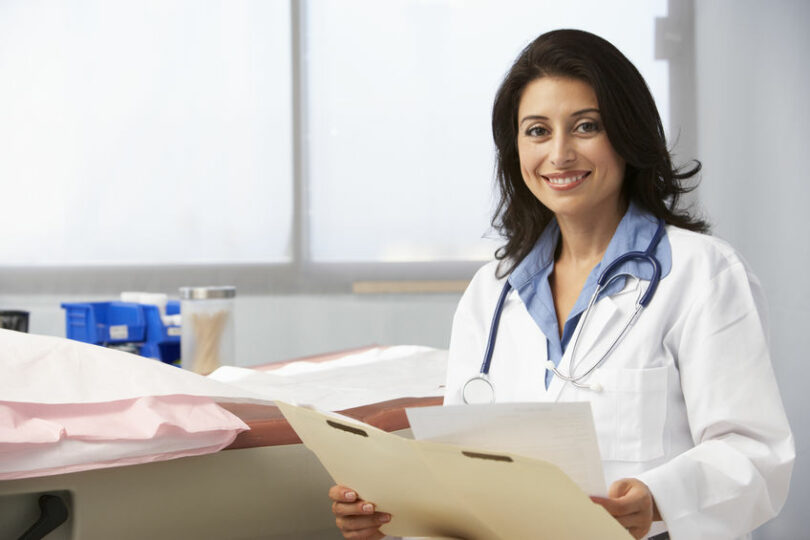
[589,382,603,393]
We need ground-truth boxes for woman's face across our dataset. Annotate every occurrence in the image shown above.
[516,76,626,224]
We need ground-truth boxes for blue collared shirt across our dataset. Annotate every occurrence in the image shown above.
[507,202,672,388]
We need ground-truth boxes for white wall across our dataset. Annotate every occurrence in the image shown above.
[694,1,810,537]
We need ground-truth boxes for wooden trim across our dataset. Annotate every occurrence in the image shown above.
[352,280,469,294]
[222,396,444,450]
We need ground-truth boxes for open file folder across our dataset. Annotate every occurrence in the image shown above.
[275,401,631,540]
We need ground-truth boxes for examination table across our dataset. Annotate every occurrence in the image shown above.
[0,348,443,540]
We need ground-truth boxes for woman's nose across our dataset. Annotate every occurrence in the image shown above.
[549,135,575,167]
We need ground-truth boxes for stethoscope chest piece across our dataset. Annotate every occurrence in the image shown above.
[462,374,495,404]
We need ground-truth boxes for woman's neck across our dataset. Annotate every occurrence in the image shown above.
[554,202,627,268]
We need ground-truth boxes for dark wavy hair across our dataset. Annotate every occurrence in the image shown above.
[491,29,708,276]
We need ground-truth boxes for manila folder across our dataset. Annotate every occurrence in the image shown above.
[275,400,631,540]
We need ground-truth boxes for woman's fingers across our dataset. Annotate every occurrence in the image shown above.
[331,499,391,523]
[593,501,647,536]
[612,511,650,539]
[591,478,655,539]
[331,500,391,524]
[328,485,391,539]
[328,485,358,503]
[336,511,391,531]
[593,495,643,519]
[329,485,377,517]
[332,500,375,517]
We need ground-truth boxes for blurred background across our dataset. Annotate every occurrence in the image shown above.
[0,1,807,536]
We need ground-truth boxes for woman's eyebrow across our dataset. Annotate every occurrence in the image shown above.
[519,108,601,127]
[519,115,548,127]
[571,108,600,117]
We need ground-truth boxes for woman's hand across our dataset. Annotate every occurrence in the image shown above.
[328,484,391,539]
[591,478,661,539]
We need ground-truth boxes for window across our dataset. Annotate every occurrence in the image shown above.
[0,0,293,266]
[303,0,670,263]
[0,0,676,293]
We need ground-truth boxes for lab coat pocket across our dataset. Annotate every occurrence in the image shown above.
[588,366,668,462]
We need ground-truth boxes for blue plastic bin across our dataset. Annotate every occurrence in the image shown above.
[138,304,181,364]
[62,300,181,364]
[61,302,146,344]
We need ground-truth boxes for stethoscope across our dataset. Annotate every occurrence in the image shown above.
[462,219,666,404]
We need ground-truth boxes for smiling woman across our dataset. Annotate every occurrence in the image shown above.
[328,29,794,540]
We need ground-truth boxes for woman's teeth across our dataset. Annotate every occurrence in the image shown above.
[546,173,587,185]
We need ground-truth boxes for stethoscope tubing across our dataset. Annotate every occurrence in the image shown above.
[478,278,513,376]
[466,219,665,401]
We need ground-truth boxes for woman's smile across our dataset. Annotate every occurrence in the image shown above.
[541,170,591,190]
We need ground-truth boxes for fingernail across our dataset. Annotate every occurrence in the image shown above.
[379,513,391,523]
[344,491,357,502]
[362,503,374,513]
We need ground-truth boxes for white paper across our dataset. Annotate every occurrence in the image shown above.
[269,346,436,376]
[0,329,273,405]
[209,346,447,411]
[406,402,606,496]
[0,330,447,411]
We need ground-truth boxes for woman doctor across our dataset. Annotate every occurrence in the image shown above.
[329,29,794,540]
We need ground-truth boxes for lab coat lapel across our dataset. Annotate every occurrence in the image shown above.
[548,279,639,401]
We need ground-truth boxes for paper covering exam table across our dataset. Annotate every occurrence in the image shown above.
[0,348,443,540]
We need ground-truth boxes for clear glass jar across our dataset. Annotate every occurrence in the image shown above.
[179,286,236,375]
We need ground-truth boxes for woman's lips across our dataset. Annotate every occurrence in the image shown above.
[541,171,591,191]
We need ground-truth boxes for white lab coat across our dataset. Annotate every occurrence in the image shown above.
[444,226,794,540]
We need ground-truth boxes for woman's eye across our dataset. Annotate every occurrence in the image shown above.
[526,126,549,137]
[574,121,600,134]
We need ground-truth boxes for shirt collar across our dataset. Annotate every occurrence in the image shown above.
[507,219,559,291]
[508,201,671,292]
[595,201,672,285]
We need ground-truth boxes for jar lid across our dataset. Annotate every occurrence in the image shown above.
[179,286,236,300]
